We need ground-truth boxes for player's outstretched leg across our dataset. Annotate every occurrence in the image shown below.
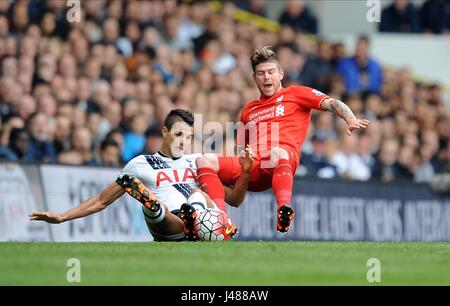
[195,154,227,212]
[120,175,188,241]
[121,175,164,220]
[270,147,295,233]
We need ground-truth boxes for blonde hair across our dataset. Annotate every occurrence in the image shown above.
[250,46,279,72]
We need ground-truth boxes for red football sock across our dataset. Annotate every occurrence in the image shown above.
[272,159,294,209]
[196,167,227,212]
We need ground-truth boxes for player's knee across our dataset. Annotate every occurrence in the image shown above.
[270,147,289,165]
[190,188,202,195]
[196,153,218,170]
[195,156,208,168]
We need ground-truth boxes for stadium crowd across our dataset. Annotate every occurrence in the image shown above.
[379,0,450,34]
[0,0,448,184]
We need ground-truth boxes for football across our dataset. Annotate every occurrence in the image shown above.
[194,208,234,241]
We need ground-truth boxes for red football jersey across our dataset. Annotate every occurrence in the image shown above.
[238,85,329,161]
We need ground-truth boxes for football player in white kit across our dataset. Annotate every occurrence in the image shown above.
[30,109,252,241]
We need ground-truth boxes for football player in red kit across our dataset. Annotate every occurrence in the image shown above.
[195,46,370,233]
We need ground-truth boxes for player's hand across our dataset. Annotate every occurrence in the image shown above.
[239,145,254,173]
[346,118,370,136]
[29,211,64,224]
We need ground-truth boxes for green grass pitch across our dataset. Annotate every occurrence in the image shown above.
[1,241,449,285]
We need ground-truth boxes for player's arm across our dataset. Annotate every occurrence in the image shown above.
[320,98,370,135]
[29,182,125,224]
[224,146,254,207]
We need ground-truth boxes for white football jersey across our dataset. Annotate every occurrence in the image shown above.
[117,152,202,212]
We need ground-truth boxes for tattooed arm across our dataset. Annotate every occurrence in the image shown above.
[320,98,370,136]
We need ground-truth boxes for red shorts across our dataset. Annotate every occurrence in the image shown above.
[217,146,299,192]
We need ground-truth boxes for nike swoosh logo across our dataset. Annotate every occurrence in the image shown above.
[225,227,233,235]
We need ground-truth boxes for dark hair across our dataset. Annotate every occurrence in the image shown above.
[145,124,163,138]
[9,128,28,144]
[250,46,280,72]
[164,109,194,130]
[105,128,123,139]
[100,138,120,151]
[357,35,370,45]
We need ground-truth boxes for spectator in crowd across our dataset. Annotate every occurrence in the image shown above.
[99,138,121,167]
[90,138,121,167]
[358,133,376,170]
[53,115,72,154]
[420,0,450,34]
[300,39,336,92]
[0,128,31,161]
[0,14,9,37]
[277,44,303,85]
[380,0,421,33]
[104,129,124,153]
[141,125,164,155]
[36,94,57,117]
[62,126,94,165]
[1,115,25,145]
[246,0,268,17]
[337,36,383,94]
[278,0,318,34]
[74,77,97,113]
[101,101,122,136]
[314,112,337,141]
[200,38,237,75]
[162,14,194,52]
[435,115,449,171]
[397,144,415,179]
[122,114,148,162]
[371,138,411,182]
[15,95,36,122]
[33,53,57,86]
[414,146,436,183]
[27,112,57,162]
[421,129,440,163]
[86,111,104,149]
[301,133,337,179]
[233,0,268,17]
[330,135,371,181]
